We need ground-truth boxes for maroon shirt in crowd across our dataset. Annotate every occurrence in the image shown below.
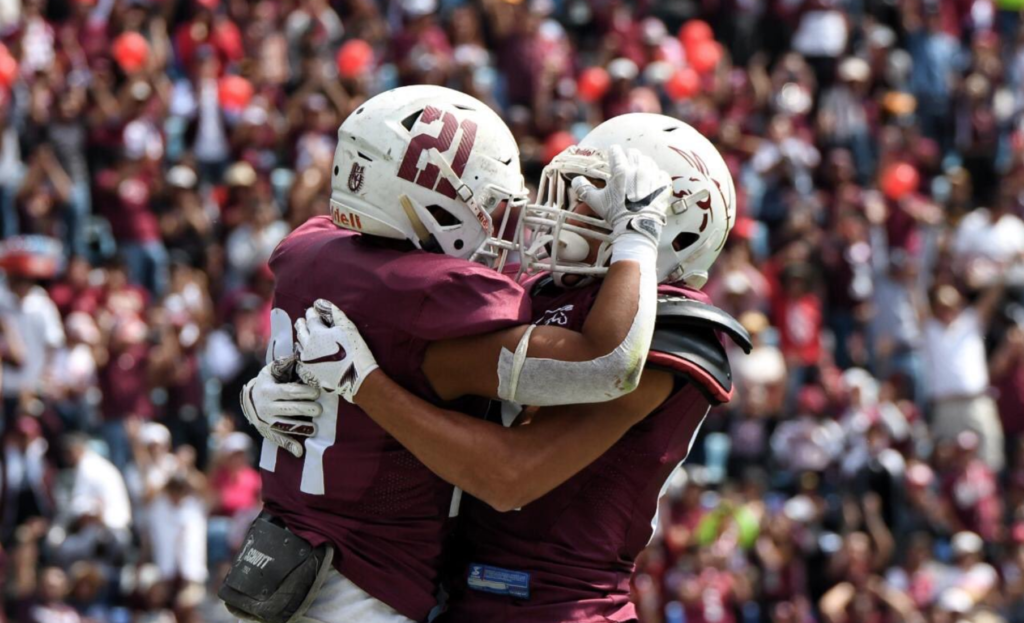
[261,216,529,622]
[96,169,161,243]
[98,340,153,422]
[994,357,1024,439]
[942,458,1002,542]
[445,282,719,623]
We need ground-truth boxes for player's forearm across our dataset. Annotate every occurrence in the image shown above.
[425,244,657,405]
[506,240,659,405]
[355,369,525,508]
[531,260,642,361]
[356,368,671,511]
[358,375,614,512]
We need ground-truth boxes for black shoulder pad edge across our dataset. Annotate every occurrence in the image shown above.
[648,326,734,405]
[656,296,753,354]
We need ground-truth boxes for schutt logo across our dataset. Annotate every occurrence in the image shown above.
[348,162,365,192]
[241,542,275,570]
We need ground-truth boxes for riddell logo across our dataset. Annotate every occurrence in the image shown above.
[470,204,491,233]
[332,205,364,231]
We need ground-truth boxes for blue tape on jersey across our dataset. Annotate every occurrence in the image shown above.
[466,563,531,599]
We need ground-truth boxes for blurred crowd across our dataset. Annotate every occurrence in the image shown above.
[0,0,1023,622]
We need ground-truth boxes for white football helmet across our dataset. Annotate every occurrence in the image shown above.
[329,85,527,262]
[508,113,736,288]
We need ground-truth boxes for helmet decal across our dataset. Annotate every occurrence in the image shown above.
[668,145,732,244]
[347,162,365,193]
[397,105,478,199]
[330,86,526,263]
[711,178,732,251]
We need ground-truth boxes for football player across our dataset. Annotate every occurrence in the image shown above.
[223,90,673,623]
[287,113,752,623]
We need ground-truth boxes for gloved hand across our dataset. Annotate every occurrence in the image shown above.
[571,145,672,247]
[241,360,323,458]
[295,299,380,404]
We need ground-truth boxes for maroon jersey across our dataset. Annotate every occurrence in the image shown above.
[444,280,715,623]
[261,216,529,621]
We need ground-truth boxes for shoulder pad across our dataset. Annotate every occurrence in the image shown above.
[647,297,752,405]
[656,296,753,353]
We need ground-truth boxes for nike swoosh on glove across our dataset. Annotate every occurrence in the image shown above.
[295,299,380,404]
[241,362,323,458]
[571,145,672,246]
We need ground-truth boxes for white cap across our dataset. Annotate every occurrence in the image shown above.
[123,119,164,161]
[951,531,984,557]
[140,422,171,447]
[401,0,436,17]
[641,18,667,45]
[723,270,752,295]
[643,61,674,85]
[868,25,896,49]
[167,165,198,189]
[783,495,816,523]
[225,161,257,187]
[838,57,871,82]
[607,58,639,81]
[936,587,974,613]
[221,432,252,454]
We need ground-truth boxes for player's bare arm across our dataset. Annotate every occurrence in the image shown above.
[424,146,673,405]
[287,287,750,514]
[422,257,646,402]
[353,364,674,512]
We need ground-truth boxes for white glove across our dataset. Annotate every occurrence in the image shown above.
[295,299,380,404]
[571,145,672,247]
[240,361,323,458]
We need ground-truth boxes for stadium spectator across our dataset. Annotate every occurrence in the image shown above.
[921,281,1006,471]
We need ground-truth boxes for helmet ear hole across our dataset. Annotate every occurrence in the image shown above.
[453,239,464,251]
[672,232,700,252]
[427,205,462,228]
[402,110,422,132]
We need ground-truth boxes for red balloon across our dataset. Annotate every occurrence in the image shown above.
[881,162,920,200]
[336,40,374,79]
[112,32,150,73]
[665,68,700,101]
[212,21,244,61]
[679,20,713,48]
[577,67,611,103]
[688,39,722,74]
[543,131,576,164]
[0,49,17,89]
[218,75,254,111]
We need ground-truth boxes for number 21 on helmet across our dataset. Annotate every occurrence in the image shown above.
[329,85,528,265]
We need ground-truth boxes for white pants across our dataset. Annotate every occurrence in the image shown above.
[298,569,415,623]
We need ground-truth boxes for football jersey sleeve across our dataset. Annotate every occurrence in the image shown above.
[411,263,531,342]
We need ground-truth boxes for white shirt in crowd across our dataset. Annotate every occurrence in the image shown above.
[922,308,989,400]
[1,284,66,398]
[792,9,848,58]
[71,449,132,531]
[194,77,230,165]
[953,208,1024,269]
[147,494,209,584]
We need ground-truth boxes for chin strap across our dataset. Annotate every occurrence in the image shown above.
[399,195,431,247]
